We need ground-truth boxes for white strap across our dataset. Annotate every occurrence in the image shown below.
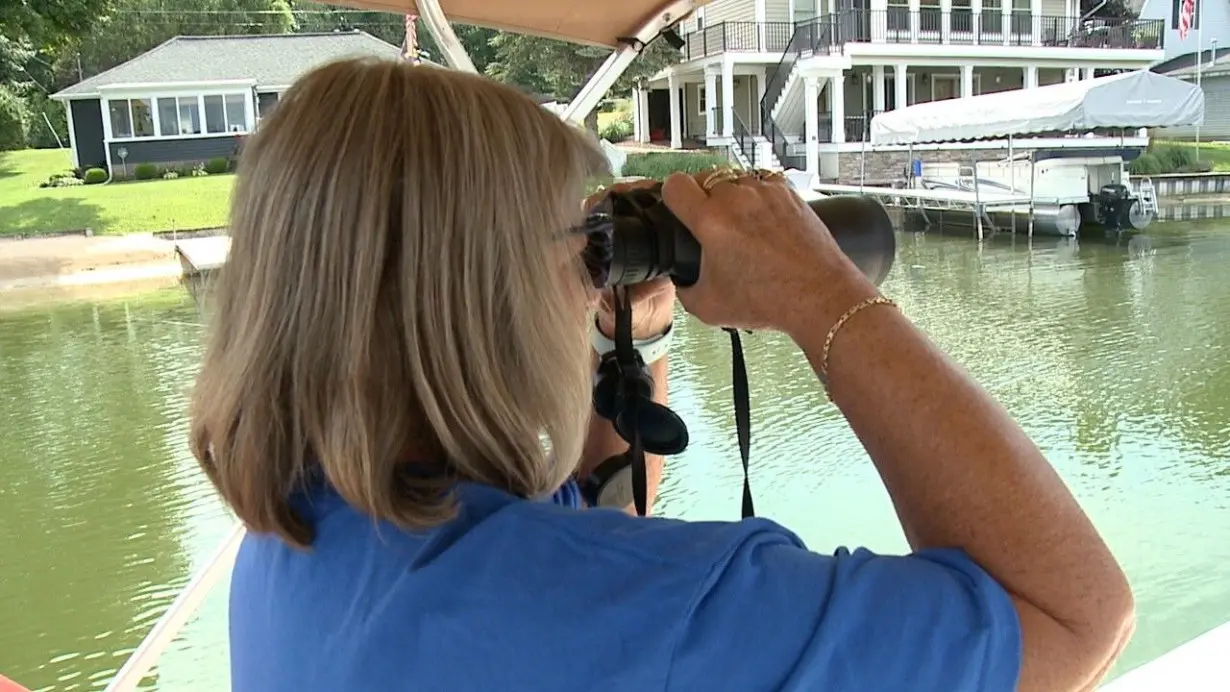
[590,318,673,365]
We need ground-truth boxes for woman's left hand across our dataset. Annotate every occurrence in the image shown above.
[585,181,678,340]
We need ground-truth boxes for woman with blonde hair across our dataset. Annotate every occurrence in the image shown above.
[193,56,1133,691]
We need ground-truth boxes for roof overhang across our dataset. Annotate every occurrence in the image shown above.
[54,79,260,101]
[322,0,708,48]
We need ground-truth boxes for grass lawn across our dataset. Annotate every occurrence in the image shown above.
[597,98,632,130]
[0,148,235,238]
[1170,141,1230,172]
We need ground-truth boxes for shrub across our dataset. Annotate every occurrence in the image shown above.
[600,115,634,143]
[83,167,108,184]
[620,152,732,179]
[163,170,180,180]
[133,162,159,180]
[1152,143,1194,172]
[204,157,230,174]
[40,171,78,188]
[189,163,209,177]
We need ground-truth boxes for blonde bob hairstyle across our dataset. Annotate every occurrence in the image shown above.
[190,57,609,547]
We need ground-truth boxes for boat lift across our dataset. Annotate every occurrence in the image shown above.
[817,70,1205,240]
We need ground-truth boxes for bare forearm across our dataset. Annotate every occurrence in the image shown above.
[786,269,1132,685]
[577,355,668,514]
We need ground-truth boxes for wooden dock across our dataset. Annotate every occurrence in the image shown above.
[174,236,230,277]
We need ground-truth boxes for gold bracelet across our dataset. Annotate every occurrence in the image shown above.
[819,296,897,392]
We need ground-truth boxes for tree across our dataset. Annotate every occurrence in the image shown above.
[0,85,31,151]
[485,34,679,130]
[64,0,296,84]
[1080,0,1136,19]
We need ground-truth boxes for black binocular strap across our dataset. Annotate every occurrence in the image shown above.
[724,328,755,520]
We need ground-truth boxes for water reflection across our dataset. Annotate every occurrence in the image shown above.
[0,290,232,691]
[1,222,1228,689]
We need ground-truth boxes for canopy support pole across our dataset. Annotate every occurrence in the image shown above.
[561,0,698,125]
[417,0,478,73]
[1028,150,1036,238]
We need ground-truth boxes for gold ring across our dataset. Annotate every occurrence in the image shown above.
[754,168,786,182]
[701,167,740,192]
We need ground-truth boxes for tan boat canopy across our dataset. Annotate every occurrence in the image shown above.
[326,0,708,48]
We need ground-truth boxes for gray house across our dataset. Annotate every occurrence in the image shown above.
[1153,50,1230,140]
[51,32,403,174]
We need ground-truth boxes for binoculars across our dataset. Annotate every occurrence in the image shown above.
[583,184,897,290]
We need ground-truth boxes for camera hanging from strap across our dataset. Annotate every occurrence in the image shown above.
[584,289,756,520]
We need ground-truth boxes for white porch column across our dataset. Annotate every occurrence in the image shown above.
[1002,0,1011,46]
[632,88,645,142]
[961,64,974,98]
[831,72,846,144]
[755,0,767,49]
[1025,65,1039,88]
[1030,0,1041,46]
[721,57,735,138]
[1065,67,1078,82]
[638,88,651,142]
[941,0,952,43]
[894,63,909,108]
[704,69,719,137]
[1082,67,1096,80]
[908,0,921,43]
[972,0,982,44]
[872,65,886,112]
[668,72,682,149]
[871,0,888,42]
[805,76,821,177]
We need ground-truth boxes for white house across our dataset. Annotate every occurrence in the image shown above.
[630,0,1166,181]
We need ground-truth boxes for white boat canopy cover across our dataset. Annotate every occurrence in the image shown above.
[321,0,709,47]
[869,69,1205,146]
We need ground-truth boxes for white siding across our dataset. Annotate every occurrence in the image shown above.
[1040,0,1069,17]
[766,0,792,22]
[704,0,758,24]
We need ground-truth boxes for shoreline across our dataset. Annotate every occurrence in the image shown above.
[0,234,191,310]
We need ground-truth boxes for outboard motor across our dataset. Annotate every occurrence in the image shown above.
[1097,184,1133,231]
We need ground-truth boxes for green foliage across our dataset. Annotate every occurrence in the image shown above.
[23,92,69,149]
[600,114,634,143]
[204,157,230,174]
[0,85,30,151]
[485,34,680,102]
[1130,143,1216,175]
[83,167,108,184]
[132,162,158,180]
[620,152,732,179]
[1129,152,1162,175]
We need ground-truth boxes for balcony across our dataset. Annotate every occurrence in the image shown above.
[822,9,1164,50]
[680,21,796,60]
[681,13,1163,61]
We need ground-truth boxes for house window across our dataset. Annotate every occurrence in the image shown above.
[204,93,251,133]
[698,85,707,116]
[107,98,154,139]
[158,96,202,136]
[1171,0,1200,30]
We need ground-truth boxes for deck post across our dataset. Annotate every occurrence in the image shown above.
[1008,135,1016,231]
[1028,151,1036,237]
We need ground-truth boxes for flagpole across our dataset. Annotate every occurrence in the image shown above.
[1197,0,1204,159]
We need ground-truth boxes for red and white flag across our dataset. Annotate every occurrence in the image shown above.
[402,13,421,64]
[1178,0,1195,40]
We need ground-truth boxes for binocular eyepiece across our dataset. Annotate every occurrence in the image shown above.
[583,183,897,291]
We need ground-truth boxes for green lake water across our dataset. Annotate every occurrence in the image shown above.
[1,225,1228,690]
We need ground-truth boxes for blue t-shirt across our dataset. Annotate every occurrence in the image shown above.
[229,480,1021,691]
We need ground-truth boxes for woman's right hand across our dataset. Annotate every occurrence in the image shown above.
[660,170,879,335]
